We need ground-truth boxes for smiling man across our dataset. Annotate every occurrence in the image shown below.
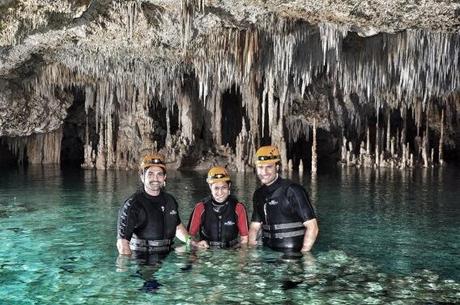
[248,145,319,253]
[117,153,195,256]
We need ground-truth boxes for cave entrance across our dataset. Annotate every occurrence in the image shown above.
[149,99,178,149]
[287,136,311,172]
[60,87,85,168]
[221,85,243,151]
[0,139,20,168]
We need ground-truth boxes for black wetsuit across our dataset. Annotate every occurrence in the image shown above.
[251,177,316,252]
[117,189,181,253]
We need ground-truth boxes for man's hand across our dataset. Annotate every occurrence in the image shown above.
[194,240,209,248]
[117,238,132,255]
[301,219,319,253]
[248,222,262,245]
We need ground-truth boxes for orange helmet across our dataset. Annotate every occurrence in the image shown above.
[140,153,166,171]
[206,166,231,184]
[255,145,280,165]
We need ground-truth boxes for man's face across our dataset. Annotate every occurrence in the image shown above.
[141,166,166,195]
[256,162,278,185]
[209,181,230,203]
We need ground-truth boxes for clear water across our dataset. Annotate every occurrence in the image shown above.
[0,166,459,304]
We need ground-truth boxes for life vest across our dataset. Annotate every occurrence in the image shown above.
[259,180,306,251]
[199,196,240,248]
[123,191,179,253]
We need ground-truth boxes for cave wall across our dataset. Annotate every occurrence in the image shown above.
[1,1,459,170]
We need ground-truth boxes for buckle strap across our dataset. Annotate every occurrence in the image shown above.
[262,222,304,231]
[263,229,305,239]
[130,238,172,252]
[130,244,171,253]
[208,239,239,248]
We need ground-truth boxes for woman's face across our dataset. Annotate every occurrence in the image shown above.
[209,181,230,203]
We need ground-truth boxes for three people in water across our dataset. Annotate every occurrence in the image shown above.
[117,145,318,256]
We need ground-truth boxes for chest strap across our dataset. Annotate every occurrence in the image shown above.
[262,222,304,231]
[262,222,304,239]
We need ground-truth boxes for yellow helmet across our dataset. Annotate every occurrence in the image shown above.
[140,153,166,171]
[255,145,280,165]
[206,166,231,184]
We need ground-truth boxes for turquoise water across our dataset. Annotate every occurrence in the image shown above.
[0,166,459,304]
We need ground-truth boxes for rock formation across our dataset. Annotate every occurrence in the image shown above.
[1,0,459,171]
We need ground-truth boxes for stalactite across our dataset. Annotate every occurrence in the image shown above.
[5,11,458,171]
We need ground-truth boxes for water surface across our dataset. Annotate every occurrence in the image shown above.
[0,166,458,304]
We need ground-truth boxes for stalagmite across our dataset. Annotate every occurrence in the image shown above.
[431,148,434,168]
[287,159,293,172]
[366,127,370,154]
[341,136,347,163]
[311,118,317,174]
[375,110,380,167]
[390,137,395,156]
[422,132,429,168]
[439,109,445,166]
[386,112,391,153]
[299,159,304,174]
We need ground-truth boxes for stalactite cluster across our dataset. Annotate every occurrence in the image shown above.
[1,1,459,170]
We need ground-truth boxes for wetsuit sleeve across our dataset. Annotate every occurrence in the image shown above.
[286,184,316,222]
[171,196,182,226]
[235,203,249,236]
[187,202,205,237]
[250,191,263,223]
[117,196,143,240]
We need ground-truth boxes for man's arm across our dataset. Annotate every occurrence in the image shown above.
[116,197,138,256]
[176,223,207,248]
[301,218,319,252]
[117,238,132,255]
[248,222,262,245]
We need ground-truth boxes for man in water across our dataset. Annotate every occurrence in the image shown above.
[117,153,196,256]
[188,166,249,248]
[248,145,319,252]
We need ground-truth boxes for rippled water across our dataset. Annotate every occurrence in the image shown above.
[0,166,459,304]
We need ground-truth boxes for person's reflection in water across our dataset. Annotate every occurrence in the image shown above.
[116,251,168,293]
[132,252,168,293]
[262,249,317,292]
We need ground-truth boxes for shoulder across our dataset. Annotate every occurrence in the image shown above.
[285,181,304,192]
[162,191,179,204]
[235,202,247,212]
[123,191,142,206]
[285,182,308,197]
[194,201,206,210]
